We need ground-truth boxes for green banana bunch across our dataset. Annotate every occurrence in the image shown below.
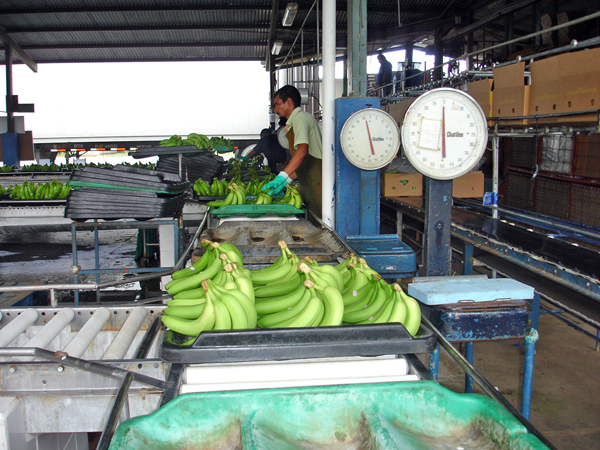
[343,275,390,324]
[164,251,224,296]
[193,178,212,196]
[161,277,254,337]
[254,192,272,205]
[159,135,183,147]
[206,183,247,208]
[273,185,302,209]
[250,241,298,286]
[5,180,69,200]
[259,279,344,328]
[341,263,370,296]
[208,135,234,149]
[170,239,217,280]
[187,133,211,149]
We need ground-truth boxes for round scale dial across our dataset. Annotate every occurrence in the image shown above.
[340,108,400,170]
[400,88,488,180]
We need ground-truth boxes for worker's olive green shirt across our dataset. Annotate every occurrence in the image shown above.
[286,107,322,159]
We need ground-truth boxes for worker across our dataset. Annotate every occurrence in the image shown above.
[245,128,289,174]
[376,53,393,96]
[262,85,322,214]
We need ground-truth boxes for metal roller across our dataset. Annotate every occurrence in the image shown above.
[102,306,148,360]
[183,356,416,393]
[12,308,75,361]
[0,308,39,347]
[63,307,111,358]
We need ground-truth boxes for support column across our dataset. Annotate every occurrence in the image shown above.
[347,0,368,97]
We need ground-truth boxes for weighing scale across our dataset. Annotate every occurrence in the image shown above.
[334,97,416,279]
[400,88,489,276]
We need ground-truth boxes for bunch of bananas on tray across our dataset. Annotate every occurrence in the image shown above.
[192,175,275,197]
[161,240,422,339]
[205,183,247,208]
[271,185,303,209]
[3,180,73,200]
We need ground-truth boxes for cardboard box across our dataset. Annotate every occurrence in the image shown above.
[385,98,416,124]
[452,171,485,198]
[529,56,560,124]
[382,171,484,198]
[574,133,600,178]
[0,131,34,162]
[465,79,493,121]
[557,47,600,123]
[383,173,423,196]
[492,62,530,125]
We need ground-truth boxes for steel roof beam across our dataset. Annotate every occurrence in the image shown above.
[20,42,266,49]
[5,25,273,33]
[0,26,37,72]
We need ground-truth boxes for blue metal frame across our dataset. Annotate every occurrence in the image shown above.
[453,225,600,302]
[71,219,181,304]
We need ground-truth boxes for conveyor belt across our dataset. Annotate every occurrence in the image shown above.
[382,196,600,301]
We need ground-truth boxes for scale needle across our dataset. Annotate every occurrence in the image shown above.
[441,105,446,159]
[365,121,375,155]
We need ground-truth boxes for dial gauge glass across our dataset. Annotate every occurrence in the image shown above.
[400,88,488,180]
[340,108,400,170]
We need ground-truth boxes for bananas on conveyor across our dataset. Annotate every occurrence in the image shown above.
[161,240,422,338]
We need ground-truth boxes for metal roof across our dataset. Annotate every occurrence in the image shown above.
[0,0,598,69]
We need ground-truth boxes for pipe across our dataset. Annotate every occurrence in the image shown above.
[321,0,336,229]
[422,316,558,450]
[102,306,148,360]
[63,307,111,358]
[0,308,39,347]
[13,308,75,361]
[0,210,208,297]
[0,347,165,389]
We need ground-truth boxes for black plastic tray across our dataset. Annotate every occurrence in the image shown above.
[159,323,437,364]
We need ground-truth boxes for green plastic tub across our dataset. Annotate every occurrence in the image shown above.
[210,203,305,218]
[109,381,549,450]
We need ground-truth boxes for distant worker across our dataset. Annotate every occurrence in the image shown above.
[262,85,323,214]
[246,128,289,174]
[376,53,393,96]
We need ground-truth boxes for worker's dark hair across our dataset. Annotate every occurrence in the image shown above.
[275,85,301,108]
[260,128,271,138]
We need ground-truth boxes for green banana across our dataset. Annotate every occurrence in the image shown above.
[254,281,308,315]
[284,295,323,328]
[311,264,345,292]
[213,242,244,268]
[173,287,207,300]
[314,285,344,327]
[171,246,216,280]
[387,288,408,325]
[210,280,257,328]
[212,297,233,330]
[163,302,206,320]
[254,274,303,298]
[343,278,388,323]
[250,256,296,285]
[218,291,249,329]
[160,294,215,337]
[342,264,370,296]
[165,256,222,295]
[342,275,377,306]
[308,299,325,327]
[257,288,311,328]
[396,284,421,336]
[167,297,206,307]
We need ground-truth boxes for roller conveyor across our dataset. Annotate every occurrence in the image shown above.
[0,305,166,447]
[382,196,600,301]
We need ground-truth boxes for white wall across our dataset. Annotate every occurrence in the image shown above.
[2,61,271,141]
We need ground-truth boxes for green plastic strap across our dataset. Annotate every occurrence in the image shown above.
[210,204,304,218]
[67,180,185,194]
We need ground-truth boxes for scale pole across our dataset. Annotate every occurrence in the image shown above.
[423,178,452,276]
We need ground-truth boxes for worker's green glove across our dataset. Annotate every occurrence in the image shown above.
[261,171,292,195]
[237,155,249,161]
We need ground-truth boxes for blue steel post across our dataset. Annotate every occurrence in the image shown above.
[464,243,474,275]
[1,133,20,167]
[423,177,452,276]
[530,291,540,331]
[521,328,538,420]
[429,344,440,380]
[359,169,379,235]
[464,342,474,393]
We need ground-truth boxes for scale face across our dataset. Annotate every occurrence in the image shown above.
[277,127,289,150]
[340,108,400,170]
[400,88,488,180]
